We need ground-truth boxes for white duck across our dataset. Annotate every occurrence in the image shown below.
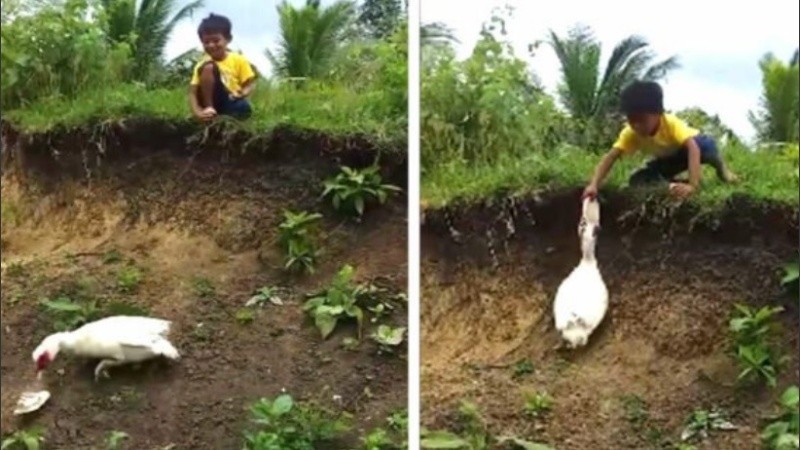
[552,196,609,348]
[32,315,180,381]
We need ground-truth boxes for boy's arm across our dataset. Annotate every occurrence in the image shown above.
[683,137,702,188]
[588,148,622,189]
[188,85,203,116]
[235,60,258,98]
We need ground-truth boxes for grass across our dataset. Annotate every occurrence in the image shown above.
[2,81,406,144]
[422,144,799,211]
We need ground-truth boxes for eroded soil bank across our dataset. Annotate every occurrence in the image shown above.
[1,121,408,449]
[421,190,799,450]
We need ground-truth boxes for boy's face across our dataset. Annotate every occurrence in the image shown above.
[200,32,229,60]
[626,113,660,136]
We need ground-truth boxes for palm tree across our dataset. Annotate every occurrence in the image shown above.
[101,0,204,80]
[748,51,800,143]
[421,21,459,48]
[548,24,679,121]
[266,0,356,79]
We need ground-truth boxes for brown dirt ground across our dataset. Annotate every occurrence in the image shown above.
[0,127,408,449]
[421,190,799,450]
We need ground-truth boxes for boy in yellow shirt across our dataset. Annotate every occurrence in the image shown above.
[189,13,257,122]
[583,81,737,200]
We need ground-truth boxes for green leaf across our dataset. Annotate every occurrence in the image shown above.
[315,313,338,339]
[354,196,365,215]
[271,394,293,416]
[2,438,17,450]
[781,262,799,285]
[780,385,799,409]
[22,435,40,450]
[420,430,469,448]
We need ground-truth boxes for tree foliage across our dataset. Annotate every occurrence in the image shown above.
[748,51,800,144]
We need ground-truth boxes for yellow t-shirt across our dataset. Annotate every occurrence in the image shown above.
[189,52,256,95]
[613,113,699,157]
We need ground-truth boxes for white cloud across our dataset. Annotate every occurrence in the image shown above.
[422,0,800,142]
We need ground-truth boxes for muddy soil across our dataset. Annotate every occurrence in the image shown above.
[0,125,408,449]
[421,190,799,450]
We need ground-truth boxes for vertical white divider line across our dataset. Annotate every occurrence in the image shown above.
[406,0,421,447]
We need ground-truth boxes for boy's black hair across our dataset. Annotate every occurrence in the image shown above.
[620,80,664,115]
[198,13,232,40]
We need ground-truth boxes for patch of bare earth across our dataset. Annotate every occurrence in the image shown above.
[1,125,408,449]
[421,190,799,450]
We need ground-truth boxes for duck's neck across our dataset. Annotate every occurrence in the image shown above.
[53,331,76,350]
[580,240,596,262]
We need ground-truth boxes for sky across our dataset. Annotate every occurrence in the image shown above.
[421,0,799,142]
[164,0,799,142]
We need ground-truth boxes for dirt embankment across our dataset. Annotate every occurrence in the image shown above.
[0,120,408,449]
[421,189,798,450]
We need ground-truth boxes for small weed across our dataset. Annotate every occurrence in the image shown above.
[246,285,284,307]
[102,250,123,264]
[522,391,553,419]
[729,303,786,387]
[780,259,799,290]
[420,401,553,450]
[303,264,366,339]
[761,385,799,450]
[680,408,737,443]
[360,428,398,450]
[512,359,534,379]
[278,209,323,274]
[191,276,215,298]
[368,301,396,323]
[236,308,256,325]
[5,262,26,277]
[1,426,45,450]
[342,337,360,351]
[105,430,129,450]
[40,295,100,331]
[322,164,402,218]
[242,394,352,450]
[387,408,408,431]
[622,394,650,429]
[370,324,407,354]
[116,266,142,293]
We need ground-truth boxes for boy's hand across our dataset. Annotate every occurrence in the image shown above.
[196,107,217,122]
[669,182,694,199]
[582,184,598,200]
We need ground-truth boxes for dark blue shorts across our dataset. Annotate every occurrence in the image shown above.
[196,62,252,119]
[629,134,725,185]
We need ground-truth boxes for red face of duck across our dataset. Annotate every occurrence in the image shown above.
[35,352,51,374]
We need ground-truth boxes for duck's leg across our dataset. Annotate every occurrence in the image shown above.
[94,358,126,382]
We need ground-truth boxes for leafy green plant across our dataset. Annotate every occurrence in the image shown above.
[116,266,142,293]
[191,276,215,298]
[361,428,396,450]
[277,210,323,274]
[680,408,737,443]
[242,394,351,450]
[246,285,285,307]
[522,391,553,419]
[322,165,401,217]
[1,426,45,450]
[420,401,552,449]
[303,264,366,339]
[761,385,800,450]
[512,359,534,379]
[370,324,406,354]
[729,303,785,387]
[40,295,100,331]
[105,430,129,450]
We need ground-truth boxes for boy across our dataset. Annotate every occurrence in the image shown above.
[583,81,737,200]
[189,13,257,122]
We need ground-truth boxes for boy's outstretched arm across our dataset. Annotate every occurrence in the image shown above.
[583,148,622,198]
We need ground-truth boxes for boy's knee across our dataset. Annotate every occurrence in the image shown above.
[199,62,217,79]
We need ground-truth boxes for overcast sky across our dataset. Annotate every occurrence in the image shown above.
[421,0,799,142]
[164,0,799,142]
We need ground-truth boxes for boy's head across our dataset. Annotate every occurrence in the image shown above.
[197,13,232,60]
[620,80,664,136]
